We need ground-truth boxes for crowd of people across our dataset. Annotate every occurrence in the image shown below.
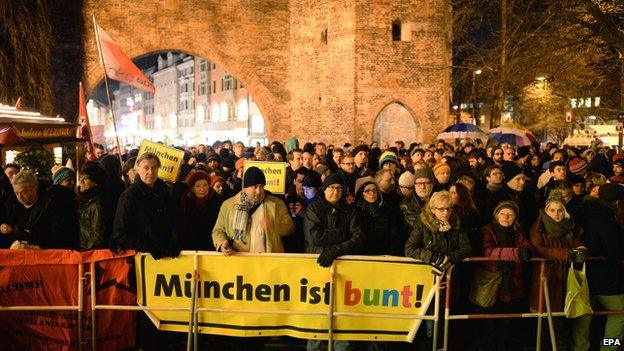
[0,137,623,350]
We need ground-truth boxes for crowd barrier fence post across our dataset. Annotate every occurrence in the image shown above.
[535,260,546,351]
[542,277,557,351]
[89,261,97,351]
[327,261,336,351]
[432,274,440,351]
[77,263,84,351]
[193,252,199,351]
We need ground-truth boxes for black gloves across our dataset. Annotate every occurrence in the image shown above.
[518,248,533,262]
[317,245,344,267]
[569,248,586,263]
[429,252,451,276]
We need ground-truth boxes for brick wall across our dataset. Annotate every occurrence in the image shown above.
[84,0,450,145]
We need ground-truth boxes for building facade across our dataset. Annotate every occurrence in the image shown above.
[108,52,266,147]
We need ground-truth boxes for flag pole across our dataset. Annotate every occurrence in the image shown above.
[93,15,123,165]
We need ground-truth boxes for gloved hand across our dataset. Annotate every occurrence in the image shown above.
[518,247,533,262]
[430,254,451,276]
[569,248,586,263]
[317,245,344,267]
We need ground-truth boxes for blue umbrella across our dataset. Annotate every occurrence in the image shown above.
[437,123,487,140]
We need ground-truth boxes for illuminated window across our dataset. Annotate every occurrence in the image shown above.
[595,97,600,107]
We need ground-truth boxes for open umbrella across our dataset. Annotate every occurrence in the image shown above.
[437,123,487,140]
[489,123,537,146]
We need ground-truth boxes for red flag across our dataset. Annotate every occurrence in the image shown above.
[94,22,155,93]
[14,97,23,110]
[77,83,96,161]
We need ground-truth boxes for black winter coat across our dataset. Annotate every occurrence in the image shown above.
[111,178,178,258]
[303,198,364,255]
[355,202,406,256]
[6,186,78,249]
[176,193,221,251]
[578,198,624,295]
[78,187,107,251]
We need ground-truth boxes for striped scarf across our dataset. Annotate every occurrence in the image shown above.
[232,191,265,243]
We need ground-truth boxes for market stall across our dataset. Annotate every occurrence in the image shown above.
[0,104,80,177]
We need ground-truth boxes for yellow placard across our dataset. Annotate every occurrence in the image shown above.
[136,253,437,342]
[243,161,288,194]
[137,140,184,183]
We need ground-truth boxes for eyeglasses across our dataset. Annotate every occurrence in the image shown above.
[327,185,343,191]
[434,207,451,212]
[363,189,378,194]
[494,152,503,155]
[415,181,432,186]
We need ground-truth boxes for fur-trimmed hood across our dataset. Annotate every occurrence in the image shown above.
[419,205,460,232]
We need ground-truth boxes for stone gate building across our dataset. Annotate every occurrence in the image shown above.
[84,0,451,145]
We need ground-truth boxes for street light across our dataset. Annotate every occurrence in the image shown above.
[472,69,482,125]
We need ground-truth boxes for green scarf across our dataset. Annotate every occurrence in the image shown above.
[541,210,574,239]
[492,223,514,296]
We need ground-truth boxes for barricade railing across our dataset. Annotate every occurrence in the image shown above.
[2,251,622,351]
[89,252,444,351]
[442,256,624,351]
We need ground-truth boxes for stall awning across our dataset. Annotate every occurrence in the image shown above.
[0,104,78,144]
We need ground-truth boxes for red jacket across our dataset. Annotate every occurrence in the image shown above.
[480,224,535,302]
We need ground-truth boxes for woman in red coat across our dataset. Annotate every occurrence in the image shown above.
[529,191,590,350]
[479,201,535,351]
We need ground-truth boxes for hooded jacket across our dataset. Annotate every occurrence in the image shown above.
[303,197,364,255]
[404,209,472,265]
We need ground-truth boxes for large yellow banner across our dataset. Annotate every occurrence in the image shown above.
[136,252,438,342]
[243,161,287,194]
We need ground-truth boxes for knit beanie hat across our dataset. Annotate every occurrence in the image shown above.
[285,137,299,153]
[222,156,235,170]
[568,157,587,175]
[432,162,450,177]
[210,174,225,187]
[53,166,75,185]
[378,151,399,168]
[351,144,369,157]
[302,170,322,188]
[235,158,246,171]
[398,171,415,188]
[243,167,266,188]
[613,158,624,169]
[184,170,211,186]
[501,161,523,182]
[598,183,624,203]
[493,200,519,219]
[413,167,434,182]
[322,173,342,191]
[354,176,376,195]
[517,146,531,159]
[315,164,329,176]
[81,164,107,187]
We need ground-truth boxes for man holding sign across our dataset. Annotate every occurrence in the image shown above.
[212,166,294,255]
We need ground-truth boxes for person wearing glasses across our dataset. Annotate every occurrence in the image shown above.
[303,173,364,351]
[400,167,435,233]
[354,176,406,256]
[404,190,472,349]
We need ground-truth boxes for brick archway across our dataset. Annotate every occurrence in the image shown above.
[83,1,291,141]
[372,101,423,144]
[83,0,451,144]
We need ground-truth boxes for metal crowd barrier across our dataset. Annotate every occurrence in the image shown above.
[89,252,444,351]
[442,257,624,351]
[1,252,622,351]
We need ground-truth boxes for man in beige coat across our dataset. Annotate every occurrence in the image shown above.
[212,166,294,254]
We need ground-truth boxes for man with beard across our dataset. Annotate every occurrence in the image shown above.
[401,167,435,232]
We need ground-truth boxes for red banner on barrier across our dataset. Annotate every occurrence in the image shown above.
[0,249,137,351]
